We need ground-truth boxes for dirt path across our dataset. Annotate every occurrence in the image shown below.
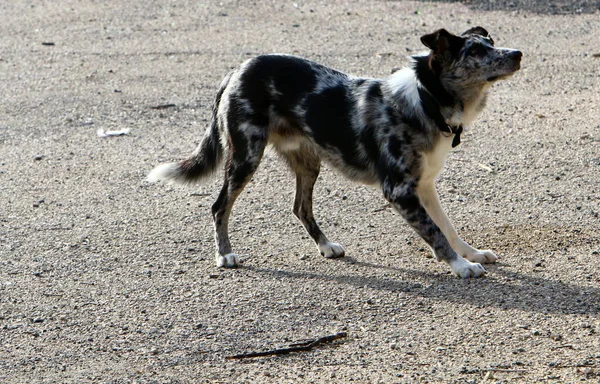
[1,1,599,382]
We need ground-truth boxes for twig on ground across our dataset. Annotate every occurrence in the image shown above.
[150,103,177,110]
[373,203,391,212]
[551,344,574,350]
[226,332,347,360]
[485,368,527,373]
[550,363,596,369]
[41,292,64,297]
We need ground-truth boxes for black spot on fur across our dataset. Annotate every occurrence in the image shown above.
[387,135,403,159]
[230,160,256,186]
[402,130,413,146]
[397,194,420,213]
[413,55,456,108]
[249,133,264,144]
[366,82,383,102]
[306,221,324,241]
[360,124,379,160]
[354,78,366,87]
[400,116,423,132]
[304,84,351,143]
[212,178,229,218]
[385,106,399,126]
[226,99,250,158]
[239,55,319,123]
[304,84,364,168]
[380,167,406,195]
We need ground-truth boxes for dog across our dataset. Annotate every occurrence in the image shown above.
[147,27,522,278]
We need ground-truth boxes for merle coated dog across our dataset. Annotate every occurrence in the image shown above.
[148,27,522,278]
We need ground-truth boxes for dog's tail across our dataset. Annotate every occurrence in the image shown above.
[146,73,232,185]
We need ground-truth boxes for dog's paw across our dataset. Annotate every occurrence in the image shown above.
[318,242,345,258]
[448,256,486,278]
[215,253,241,268]
[452,239,498,264]
[464,249,498,264]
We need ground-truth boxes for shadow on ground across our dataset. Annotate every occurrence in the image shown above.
[246,259,600,316]
[415,0,599,14]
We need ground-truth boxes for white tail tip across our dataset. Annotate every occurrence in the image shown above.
[146,162,181,183]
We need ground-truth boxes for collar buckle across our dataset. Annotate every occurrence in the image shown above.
[444,125,463,148]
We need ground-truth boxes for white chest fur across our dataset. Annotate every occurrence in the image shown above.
[419,134,454,185]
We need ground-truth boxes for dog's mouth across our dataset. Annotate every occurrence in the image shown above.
[487,62,521,82]
[487,52,522,82]
[487,74,510,82]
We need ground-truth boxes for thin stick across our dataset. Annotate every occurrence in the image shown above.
[226,332,347,360]
[551,344,574,350]
[150,103,177,110]
[550,363,596,369]
[486,368,527,373]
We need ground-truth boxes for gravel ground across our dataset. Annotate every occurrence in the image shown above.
[1,1,599,383]
[426,0,600,14]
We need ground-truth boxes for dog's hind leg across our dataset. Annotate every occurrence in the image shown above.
[212,126,267,268]
[382,177,486,278]
[281,148,345,259]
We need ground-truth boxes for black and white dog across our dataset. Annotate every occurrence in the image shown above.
[148,27,522,278]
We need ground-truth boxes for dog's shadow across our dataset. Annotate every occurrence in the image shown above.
[415,0,597,15]
[245,257,600,316]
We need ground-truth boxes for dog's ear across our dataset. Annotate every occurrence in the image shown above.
[462,26,495,45]
[420,29,463,55]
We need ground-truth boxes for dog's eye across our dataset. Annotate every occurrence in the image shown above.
[468,46,486,57]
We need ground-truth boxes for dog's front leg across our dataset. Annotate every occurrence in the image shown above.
[416,182,498,264]
[382,180,486,278]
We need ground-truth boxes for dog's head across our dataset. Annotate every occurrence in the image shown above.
[420,27,522,85]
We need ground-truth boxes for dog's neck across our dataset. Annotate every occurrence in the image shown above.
[408,55,461,146]
[412,55,489,128]
[412,55,457,111]
[447,84,490,127]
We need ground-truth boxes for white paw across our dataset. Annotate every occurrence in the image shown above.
[448,256,486,278]
[318,242,345,259]
[215,253,241,268]
[464,249,498,264]
[451,239,498,264]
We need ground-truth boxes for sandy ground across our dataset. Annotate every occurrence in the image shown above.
[1,1,599,383]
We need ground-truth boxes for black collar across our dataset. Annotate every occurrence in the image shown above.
[417,87,463,148]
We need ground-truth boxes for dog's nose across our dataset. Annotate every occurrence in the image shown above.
[510,50,523,61]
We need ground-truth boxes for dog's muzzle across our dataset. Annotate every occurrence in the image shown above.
[487,49,522,82]
[508,50,523,68]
